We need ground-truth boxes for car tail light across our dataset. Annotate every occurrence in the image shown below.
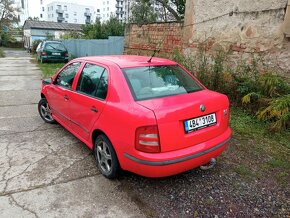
[41,52,47,56]
[135,125,160,153]
[65,52,68,57]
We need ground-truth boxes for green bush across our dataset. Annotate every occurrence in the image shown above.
[173,48,290,131]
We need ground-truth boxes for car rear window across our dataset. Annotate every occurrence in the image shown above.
[45,42,66,51]
[123,65,203,100]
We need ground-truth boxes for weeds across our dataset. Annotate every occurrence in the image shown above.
[173,48,290,131]
[0,47,5,57]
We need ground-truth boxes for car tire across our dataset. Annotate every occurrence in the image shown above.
[38,98,56,124]
[41,57,45,64]
[94,134,120,179]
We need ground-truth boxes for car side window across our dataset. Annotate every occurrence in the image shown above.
[76,63,108,100]
[55,62,80,89]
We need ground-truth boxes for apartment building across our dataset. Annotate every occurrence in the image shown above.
[46,2,97,24]
[14,0,29,25]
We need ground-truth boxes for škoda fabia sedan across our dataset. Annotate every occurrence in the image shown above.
[38,56,231,179]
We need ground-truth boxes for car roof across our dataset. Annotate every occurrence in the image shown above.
[74,55,177,68]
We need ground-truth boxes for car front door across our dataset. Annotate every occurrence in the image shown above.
[69,62,109,141]
[46,62,81,127]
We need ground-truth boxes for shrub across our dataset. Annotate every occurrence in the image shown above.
[172,48,290,131]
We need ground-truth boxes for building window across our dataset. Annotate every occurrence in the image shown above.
[107,7,109,11]
[42,7,44,11]
[107,1,109,4]
[48,14,50,18]
[47,7,49,11]
[40,14,43,18]
[52,14,53,18]
[40,0,43,4]
[57,5,61,10]
[74,12,77,16]
[64,5,67,11]
[65,14,69,18]
[97,9,100,13]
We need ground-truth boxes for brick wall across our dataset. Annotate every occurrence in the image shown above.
[124,22,183,57]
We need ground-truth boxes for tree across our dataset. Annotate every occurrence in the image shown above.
[27,17,40,21]
[81,17,124,39]
[130,0,158,24]
[155,0,185,21]
[0,0,19,31]
[129,0,185,23]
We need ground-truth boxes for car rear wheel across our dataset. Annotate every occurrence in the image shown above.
[41,57,45,64]
[94,134,120,179]
[38,98,56,124]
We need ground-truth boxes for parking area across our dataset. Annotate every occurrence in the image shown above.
[0,49,144,217]
[0,49,288,218]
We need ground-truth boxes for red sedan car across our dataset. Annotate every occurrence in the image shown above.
[38,55,231,179]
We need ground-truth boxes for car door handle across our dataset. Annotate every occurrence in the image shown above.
[90,106,98,113]
[64,95,69,101]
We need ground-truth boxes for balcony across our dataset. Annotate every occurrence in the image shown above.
[116,10,124,15]
[115,4,122,8]
[57,16,65,22]
[84,11,91,17]
[56,9,64,14]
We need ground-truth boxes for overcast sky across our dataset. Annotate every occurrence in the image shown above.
[28,0,101,17]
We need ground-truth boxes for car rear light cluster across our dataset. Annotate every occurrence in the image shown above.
[41,52,47,56]
[135,125,160,153]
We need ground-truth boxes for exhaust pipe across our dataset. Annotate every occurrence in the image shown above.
[200,158,217,170]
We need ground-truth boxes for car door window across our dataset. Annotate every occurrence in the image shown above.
[76,63,108,100]
[55,62,80,89]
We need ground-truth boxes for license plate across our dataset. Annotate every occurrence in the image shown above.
[184,113,216,133]
[52,52,60,55]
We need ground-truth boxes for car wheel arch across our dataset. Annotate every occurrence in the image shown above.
[92,129,120,155]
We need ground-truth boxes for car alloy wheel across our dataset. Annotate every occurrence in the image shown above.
[38,98,56,124]
[94,134,119,179]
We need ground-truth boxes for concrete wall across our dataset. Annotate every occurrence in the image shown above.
[124,22,183,57]
[184,0,290,74]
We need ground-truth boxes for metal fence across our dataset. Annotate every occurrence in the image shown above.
[62,36,124,58]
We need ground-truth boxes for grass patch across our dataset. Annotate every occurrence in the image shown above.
[234,164,253,178]
[31,54,65,78]
[0,47,5,57]
[229,107,290,183]
[38,62,65,78]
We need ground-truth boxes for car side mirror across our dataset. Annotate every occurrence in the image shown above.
[42,77,53,85]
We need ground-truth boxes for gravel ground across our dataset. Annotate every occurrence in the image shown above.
[117,136,290,218]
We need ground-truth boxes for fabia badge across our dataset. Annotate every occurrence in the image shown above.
[200,104,206,112]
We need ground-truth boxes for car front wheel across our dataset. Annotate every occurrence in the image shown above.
[38,98,56,124]
[94,134,120,179]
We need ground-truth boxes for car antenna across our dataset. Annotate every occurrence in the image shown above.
[148,48,161,63]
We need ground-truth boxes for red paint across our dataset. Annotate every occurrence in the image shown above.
[41,55,231,178]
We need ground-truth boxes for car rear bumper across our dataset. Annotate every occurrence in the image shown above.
[42,56,68,61]
[122,127,231,177]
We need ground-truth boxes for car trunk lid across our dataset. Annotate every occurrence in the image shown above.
[136,89,230,152]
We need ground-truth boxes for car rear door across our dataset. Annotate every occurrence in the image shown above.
[46,62,81,126]
[68,62,109,141]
